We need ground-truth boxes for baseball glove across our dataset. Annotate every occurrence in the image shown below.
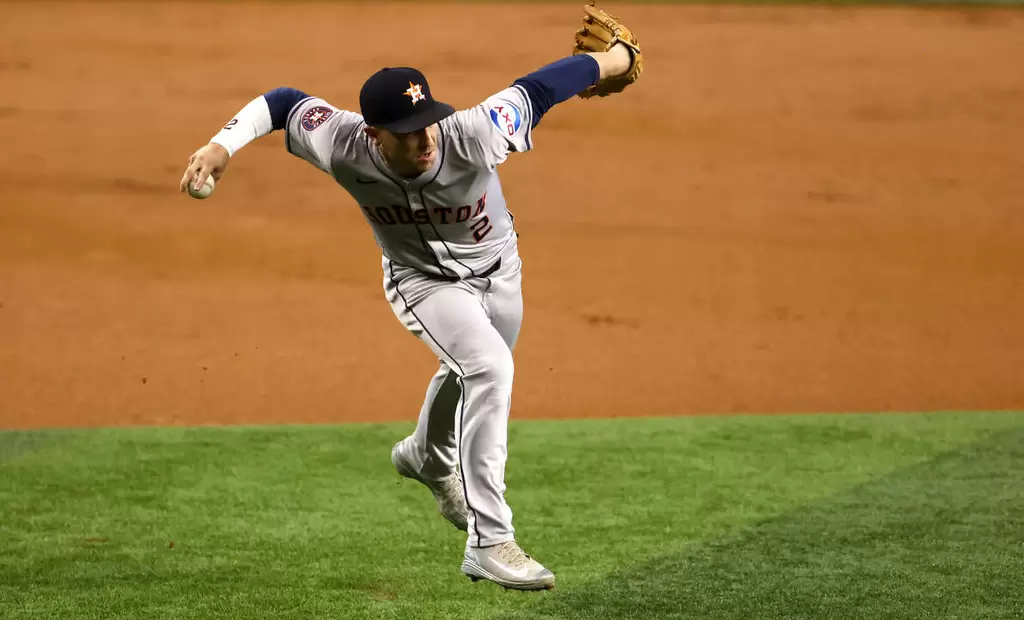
[572,3,644,98]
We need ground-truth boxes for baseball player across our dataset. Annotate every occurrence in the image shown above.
[178,6,643,591]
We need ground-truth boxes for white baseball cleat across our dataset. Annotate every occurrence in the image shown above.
[391,438,468,531]
[461,541,556,591]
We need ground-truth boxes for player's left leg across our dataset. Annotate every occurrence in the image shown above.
[402,249,525,485]
[387,241,524,532]
[398,244,524,480]
[451,251,553,590]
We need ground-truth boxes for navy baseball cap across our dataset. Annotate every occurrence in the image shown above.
[359,67,455,133]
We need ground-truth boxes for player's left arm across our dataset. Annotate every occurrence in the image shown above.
[513,44,633,128]
[448,45,634,169]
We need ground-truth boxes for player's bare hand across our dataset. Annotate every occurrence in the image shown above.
[179,143,229,194]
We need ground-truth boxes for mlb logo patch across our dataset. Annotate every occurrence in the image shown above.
[489,102,522,137]
[301,106,334,131]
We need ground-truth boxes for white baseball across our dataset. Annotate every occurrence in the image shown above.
[188,175,215,199]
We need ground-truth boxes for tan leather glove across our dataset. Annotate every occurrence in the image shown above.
[572,3,644,98]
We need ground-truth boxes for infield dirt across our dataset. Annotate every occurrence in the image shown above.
[1,3,1022,429]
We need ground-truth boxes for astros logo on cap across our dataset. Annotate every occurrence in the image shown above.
[404,82,426,105]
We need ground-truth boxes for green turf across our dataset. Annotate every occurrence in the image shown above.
[0,429,74,465]
[498,418,1024,620]
[0,412,1021,619]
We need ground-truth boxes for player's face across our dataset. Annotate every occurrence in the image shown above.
[373,125,438,177]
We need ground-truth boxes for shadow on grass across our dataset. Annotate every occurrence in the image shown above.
[497,425,1024,620]
[0,429,76,464]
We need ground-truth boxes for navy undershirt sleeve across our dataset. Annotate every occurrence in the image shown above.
[512,55,600,128]
[263,87,310,131]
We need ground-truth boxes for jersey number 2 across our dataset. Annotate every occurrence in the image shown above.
[470,215,493,242]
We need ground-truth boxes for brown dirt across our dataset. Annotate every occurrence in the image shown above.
[1,2,1023,430]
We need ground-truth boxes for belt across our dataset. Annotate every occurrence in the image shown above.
[478,258,502,278]
[437,257,501,282]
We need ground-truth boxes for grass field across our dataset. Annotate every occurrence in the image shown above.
[2,411,1022,619]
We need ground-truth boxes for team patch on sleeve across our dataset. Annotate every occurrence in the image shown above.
[488,102,523,138]
[301,106,334,131]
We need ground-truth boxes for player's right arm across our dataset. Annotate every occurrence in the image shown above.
[179,88,356,195]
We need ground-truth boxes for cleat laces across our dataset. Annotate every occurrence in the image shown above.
[497,542,532,568]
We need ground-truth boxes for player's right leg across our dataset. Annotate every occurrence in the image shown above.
[390,363,468,531]
[397,364,460,480]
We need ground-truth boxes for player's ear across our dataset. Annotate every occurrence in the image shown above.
[364,126,379,140]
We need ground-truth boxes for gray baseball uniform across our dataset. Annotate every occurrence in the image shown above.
[284,86,536,547]
[197,45,611,590]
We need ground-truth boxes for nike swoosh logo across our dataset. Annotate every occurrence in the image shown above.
[355,177,379,184]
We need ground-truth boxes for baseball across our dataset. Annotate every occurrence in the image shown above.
[188,175,215,199]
